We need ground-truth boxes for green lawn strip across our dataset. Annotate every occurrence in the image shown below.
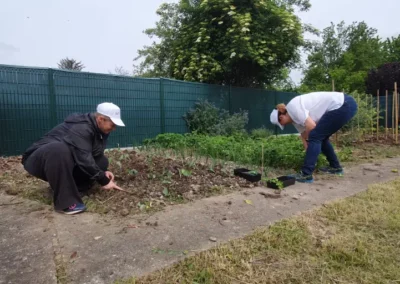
[118,178,400,284]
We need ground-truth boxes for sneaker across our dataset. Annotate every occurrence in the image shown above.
[289,171,314,183]
[57,203,86,215]
[319,166,344,176]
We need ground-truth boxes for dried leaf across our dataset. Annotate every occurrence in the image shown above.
[244,199,253,205]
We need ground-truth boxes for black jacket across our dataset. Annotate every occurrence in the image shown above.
[22,113,110,186]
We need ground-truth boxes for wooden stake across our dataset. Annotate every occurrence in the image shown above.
[357,93,360,130]
[261,144,264,176]
[396,82,399,144]
[393,91,395,139]
[386,90,388,139]
[371,94,373,138]
[377,90,380,140]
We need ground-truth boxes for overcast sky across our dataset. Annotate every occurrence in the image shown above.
[1,0,399,83]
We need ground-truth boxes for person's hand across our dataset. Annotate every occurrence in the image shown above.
[105,171,115,181]
[102,180,122,191]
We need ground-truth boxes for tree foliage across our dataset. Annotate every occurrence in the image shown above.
[300,21,386,93]
[382,35,400,63]
[110,66,131,76]
[134,0,312,87]
[57,57,85,71]
[366,62,400,95]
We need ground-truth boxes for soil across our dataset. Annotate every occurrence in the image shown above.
[2,140,400,217]
[0,149,256,216]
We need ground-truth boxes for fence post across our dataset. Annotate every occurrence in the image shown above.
[228,85,232,114]
[160,78,165,134]
[274,91,278,136]
[47,68,57,127]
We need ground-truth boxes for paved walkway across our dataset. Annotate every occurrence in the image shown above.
[1,158,399,284]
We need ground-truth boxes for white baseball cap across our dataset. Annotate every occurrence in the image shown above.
[270,109,284,130]
[96,102,125,127]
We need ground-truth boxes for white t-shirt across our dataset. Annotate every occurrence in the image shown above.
[286,92,344,133]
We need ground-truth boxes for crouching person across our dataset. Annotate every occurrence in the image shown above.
[270,92,358,183]
[21,102,125,215]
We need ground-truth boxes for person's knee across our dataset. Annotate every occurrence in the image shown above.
[308,132,323,143]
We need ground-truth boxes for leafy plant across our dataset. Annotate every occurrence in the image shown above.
[162,188,170,197]
[211,109,249,136]
[179,169,192,177]
[146,133,329,170]
[183,100,248,136]
[251,127,274,139]
[137,201,153,211]
[264,177,284,190]
[183,100,220,134]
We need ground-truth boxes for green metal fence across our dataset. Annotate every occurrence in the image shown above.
[0,64,298,156]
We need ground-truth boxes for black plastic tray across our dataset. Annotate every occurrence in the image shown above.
[234,168,261,183]
[266,175,296,189]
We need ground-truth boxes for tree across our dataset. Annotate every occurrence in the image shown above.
[300,21,386,93]
[366,62,400,95]
[57,57,85,71]
[134,0,312,87]
[383,35,400,62]
[133,3,182,78]
[109,66,131,76]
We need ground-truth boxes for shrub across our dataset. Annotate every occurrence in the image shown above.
[251,127,274,139]
[183,100,248,136]
[211,109,249,136]
[183,100,219,135]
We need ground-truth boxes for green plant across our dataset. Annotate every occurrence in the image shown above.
[342,92,379,133]
[251,127,274,139]
[264,177,284,190]
[183,100,220,134]
[147,133,335,170]
[137,201,153,211]
[179,169,192,177]
[211,109,249,136]
[162,188,170,197]
[183,100,248,136]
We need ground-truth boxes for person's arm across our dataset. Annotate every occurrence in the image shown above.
[304,116,316,132]
[300,131,308,150]
[63,126,110,186]
[301,117,317,150]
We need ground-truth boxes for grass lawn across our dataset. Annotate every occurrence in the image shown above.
[119,178,400,284]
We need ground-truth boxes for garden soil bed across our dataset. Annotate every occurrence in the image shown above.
[0,149,255,216]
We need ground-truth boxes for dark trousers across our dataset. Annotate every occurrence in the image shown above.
[23,142,108,210]
[302,95,358,175]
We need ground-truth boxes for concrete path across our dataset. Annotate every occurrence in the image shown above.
[1,157,399,284]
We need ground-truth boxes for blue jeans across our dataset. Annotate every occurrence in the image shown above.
[302,95,358,175]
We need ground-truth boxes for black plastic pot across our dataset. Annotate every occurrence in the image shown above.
[234,168,261,183]
[266,176,296,189]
